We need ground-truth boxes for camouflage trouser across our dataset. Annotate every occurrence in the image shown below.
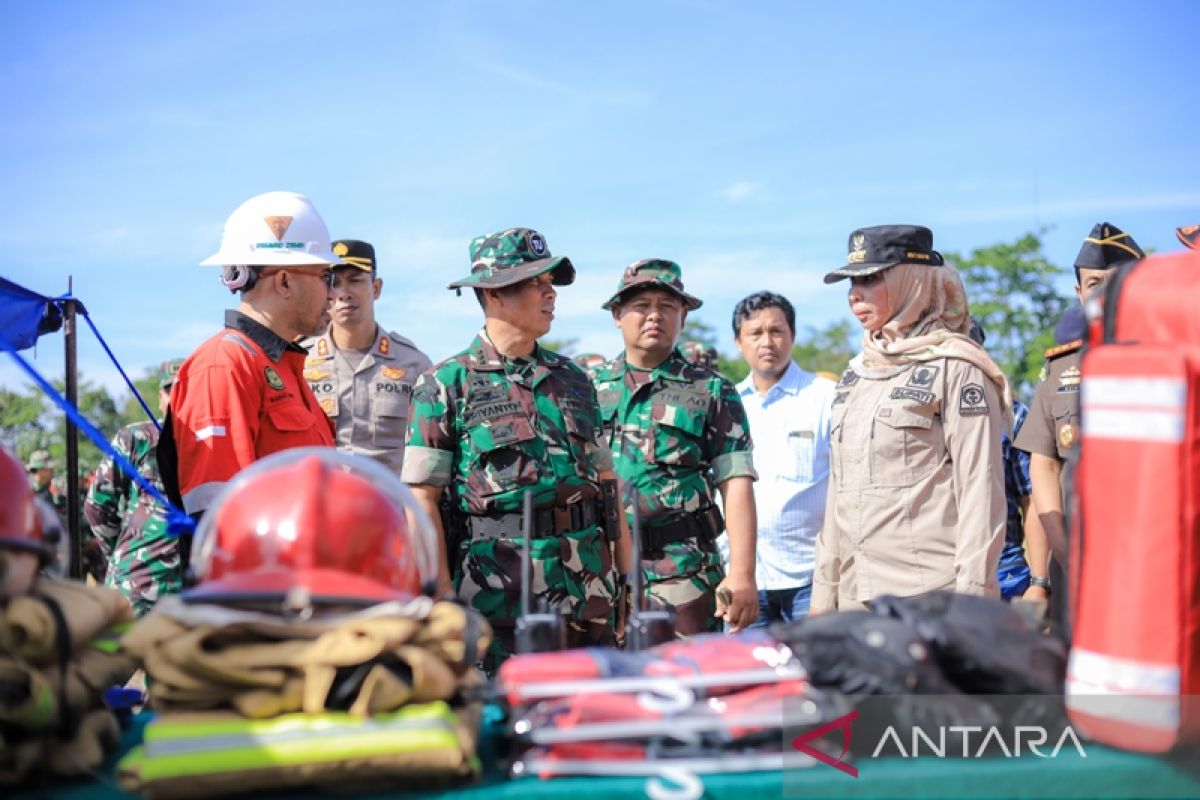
[454,524,617,674]
[107,538,183,617]
[641,538,725,636]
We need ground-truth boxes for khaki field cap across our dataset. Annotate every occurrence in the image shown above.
[602,259,702,310]
[823,225,944,284]
[447,228,574,291]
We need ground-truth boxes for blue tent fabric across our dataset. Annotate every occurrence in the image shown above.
[0,276,65,350]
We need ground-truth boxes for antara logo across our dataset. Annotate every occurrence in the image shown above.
[870,725,1088,759]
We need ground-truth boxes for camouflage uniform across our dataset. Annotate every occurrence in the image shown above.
[573,353,607,383]
[596,260,757,634]
[402,228,617,670]
[83,359,183,615]
[680,340,719,371]
[84,420,180,615]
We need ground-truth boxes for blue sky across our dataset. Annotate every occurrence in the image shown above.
[2,0,1197,406]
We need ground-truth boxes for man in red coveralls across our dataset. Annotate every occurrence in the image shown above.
[158,192,341,537]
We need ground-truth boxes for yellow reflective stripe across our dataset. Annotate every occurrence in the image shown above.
[146,701,456,741]
[138,723,461,780]
[89,622,132,654]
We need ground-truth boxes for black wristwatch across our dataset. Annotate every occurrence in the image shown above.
[1029,575,1052,592]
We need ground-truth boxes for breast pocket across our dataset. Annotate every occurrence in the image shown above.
[1050,391,1079,457]
[870,405,940,488]
[563,410,600,481]
[373,390,410,447]
[465,415,540,497]
[783,428,818,483]
[651,404,705,468]
[266,403,315,435]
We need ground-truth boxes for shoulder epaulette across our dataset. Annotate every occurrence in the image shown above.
[1044,339,1082,360]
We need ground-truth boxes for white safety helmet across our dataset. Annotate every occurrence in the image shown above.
[200,191,345,269]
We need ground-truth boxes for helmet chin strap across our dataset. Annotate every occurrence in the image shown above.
[221,265,259,294]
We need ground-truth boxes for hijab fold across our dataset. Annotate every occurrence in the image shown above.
[854,263,1014,428]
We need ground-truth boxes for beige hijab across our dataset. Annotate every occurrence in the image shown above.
[853,262,1014,424]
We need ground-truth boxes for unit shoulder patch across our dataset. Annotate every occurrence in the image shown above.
[958,383,989,416]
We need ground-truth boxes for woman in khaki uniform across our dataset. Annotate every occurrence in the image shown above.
[811,225,1011,612]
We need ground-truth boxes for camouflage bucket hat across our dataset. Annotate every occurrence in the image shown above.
[447,227,575,290]
[601,259,702,310]
[159,358,185,390]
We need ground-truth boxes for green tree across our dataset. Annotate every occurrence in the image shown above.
[0,386,50,459]
[791,318,859,377]
[946,231,1070,398]
[117,366,163,427]
[680,318,720,349]
[717,318,860,385]
[47,378,122,476]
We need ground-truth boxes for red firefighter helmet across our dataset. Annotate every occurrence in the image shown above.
[187,449,437,605]
[0,445,52,561]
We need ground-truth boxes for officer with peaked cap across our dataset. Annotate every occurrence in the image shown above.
[301,240,432,476]
[811,225,1012,613]
[402,227,631,672]
[1014,222,1144,601]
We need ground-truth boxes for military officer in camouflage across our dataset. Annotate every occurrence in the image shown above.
[26,450,59,509]
[402,228,632,671]
[301,239,432,475]
[594,260,759,633]
[84,358,185,615]
[573,352,607,382]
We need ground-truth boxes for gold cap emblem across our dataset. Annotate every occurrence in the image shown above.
[333,242,349,257]
[847,232,867,264]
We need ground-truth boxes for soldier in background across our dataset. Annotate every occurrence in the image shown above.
[85,359,185,615]
[26,450,60,510]
[1014,223,1144,594]
[680,340,719,371]
[594,259,759,634]
[573,352,607,382]
[403,227,631,672]
[302,239,431,475]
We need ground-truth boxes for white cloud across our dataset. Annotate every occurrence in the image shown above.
[718,180,764,203]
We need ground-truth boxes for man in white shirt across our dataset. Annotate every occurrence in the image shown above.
[732,292,837,624]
